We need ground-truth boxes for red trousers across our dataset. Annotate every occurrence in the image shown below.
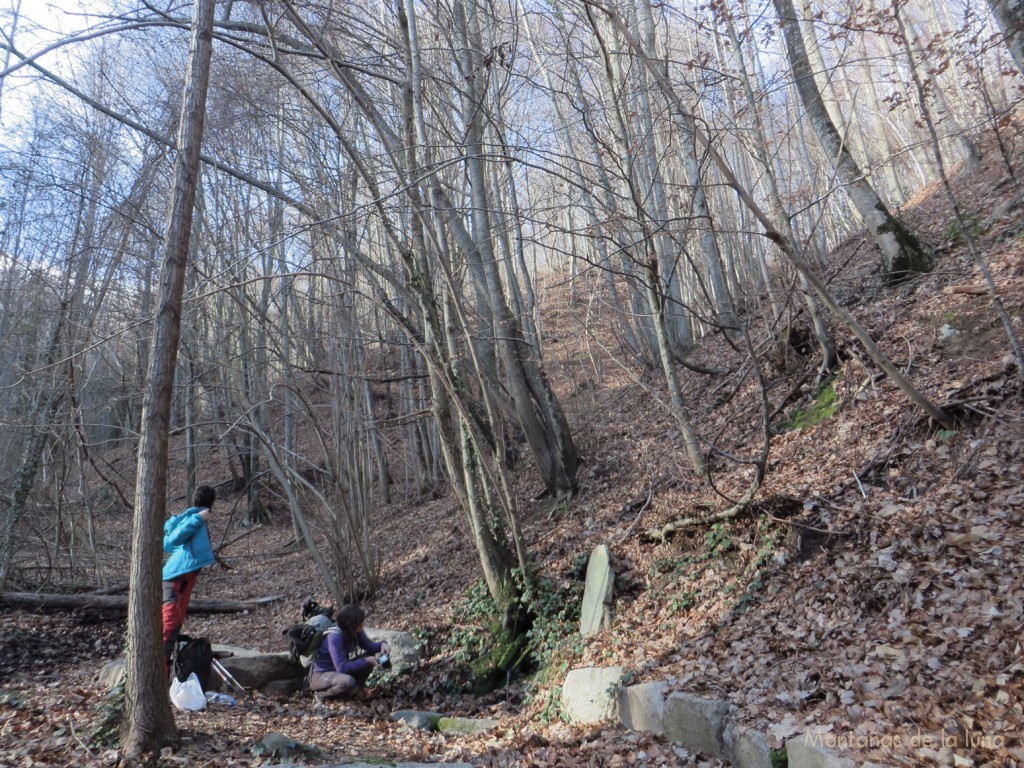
[162,571,199,670]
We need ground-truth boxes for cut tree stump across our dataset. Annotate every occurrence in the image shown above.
[0,592,283,613]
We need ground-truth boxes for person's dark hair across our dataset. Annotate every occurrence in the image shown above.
[193,485,217,509]
[336,604,366,636]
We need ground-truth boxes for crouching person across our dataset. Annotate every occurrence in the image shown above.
[310,604,390,701]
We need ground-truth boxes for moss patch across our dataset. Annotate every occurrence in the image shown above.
[878,208,934,283]
[775,380,839,432]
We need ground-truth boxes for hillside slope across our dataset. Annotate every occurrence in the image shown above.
[0,128,1022,767]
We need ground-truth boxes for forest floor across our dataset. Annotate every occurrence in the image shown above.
[1,127,1023,768]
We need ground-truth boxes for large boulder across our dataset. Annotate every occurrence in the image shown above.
[580,544,614,636]
[724,723,774,768]
[212,645,303,691]
[363,628,421,672]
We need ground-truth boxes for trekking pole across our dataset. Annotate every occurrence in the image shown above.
[212,658,247,699]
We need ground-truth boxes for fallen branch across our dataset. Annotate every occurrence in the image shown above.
[768,368,814,423]
[643,505,743,541]
[942,281,1022,296]
[91,582,129,595]
[0,592,283,613]
[617,487,653,543]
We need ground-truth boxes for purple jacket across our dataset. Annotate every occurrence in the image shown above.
[312,628,382,676]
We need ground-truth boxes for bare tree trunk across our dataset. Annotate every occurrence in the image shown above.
[718,5,837,376]
[985,0,1024,76]
[772,0,933,282]
[122,0,216,754]
[0,0,21,123]
[893,0,1024,375]
[592,3,953,429]
[643,260,707,478]
[798,0,868,173]
[0,142,106,587]
[0,306,68,589]
[895,2,981,171]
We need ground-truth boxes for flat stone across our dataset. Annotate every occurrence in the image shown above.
[562,666,624,724]
[787,733,857,768]
[663,692,731,758]
[580,544,614,636]
[436,716,500,735]
[390,710,445,730]
[249,732,320,760]
[617,681,667,735]
[724,723,773,768]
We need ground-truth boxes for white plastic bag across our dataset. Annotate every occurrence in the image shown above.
[170,672,207,711]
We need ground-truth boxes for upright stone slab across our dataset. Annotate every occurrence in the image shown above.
[580,544,614,636]
[786,734,857,768]
[663,692,731,758]
[561,666,624,723]
[617,681,667,735]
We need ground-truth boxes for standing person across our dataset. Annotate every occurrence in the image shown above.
[162,485,218,674]
[309,604,390,701]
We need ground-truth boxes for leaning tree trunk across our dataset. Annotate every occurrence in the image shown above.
[772,0,932,283]
[893,0,1024,376]
[719,5,837,375]
[453,0,580,501]
[122,0,216,754]
[985,0,1024,76]
[592,4,953,430]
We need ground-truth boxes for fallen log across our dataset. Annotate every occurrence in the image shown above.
[0,592,283,613]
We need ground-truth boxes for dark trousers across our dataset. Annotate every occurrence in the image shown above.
[309,657,373,700]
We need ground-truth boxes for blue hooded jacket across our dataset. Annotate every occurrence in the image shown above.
[162,506,215,581]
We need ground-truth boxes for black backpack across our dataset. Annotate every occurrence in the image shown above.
[173,635,214,691]
[282,617,337,668]
[282,598,337,668]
